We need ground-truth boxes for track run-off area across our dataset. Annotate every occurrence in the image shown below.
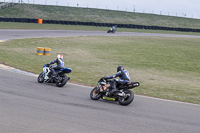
[0,30,200,133]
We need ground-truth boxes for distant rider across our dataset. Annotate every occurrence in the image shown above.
[49,54,64,78]
[111,25,117,32]
[105,65,130,93]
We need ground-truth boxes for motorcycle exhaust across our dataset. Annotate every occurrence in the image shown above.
[127,82,140,89]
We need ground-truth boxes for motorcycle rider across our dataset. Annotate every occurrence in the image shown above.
[111,25,117,32]
[48,54,64,78]
[105,65,130,93]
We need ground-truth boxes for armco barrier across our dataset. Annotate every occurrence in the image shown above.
[0,17,200,33]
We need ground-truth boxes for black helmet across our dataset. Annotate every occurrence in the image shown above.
[117,65,124,72]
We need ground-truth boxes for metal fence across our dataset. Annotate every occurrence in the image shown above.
[0,2,14,10]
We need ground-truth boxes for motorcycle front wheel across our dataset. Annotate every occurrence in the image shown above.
[38,72,44,83]
[90,86,102,100]
[118,90,134,106]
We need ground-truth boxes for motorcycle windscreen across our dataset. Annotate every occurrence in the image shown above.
[60,68,72,73]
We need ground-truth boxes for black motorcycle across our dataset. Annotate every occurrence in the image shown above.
[38,64,72,87]
[107,25,117,33]
[107,28,116,33]
[90,77,140,106]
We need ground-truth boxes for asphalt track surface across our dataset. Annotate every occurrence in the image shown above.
[0,29,200,133]
[1,29,200,41]
[0,67,200,133]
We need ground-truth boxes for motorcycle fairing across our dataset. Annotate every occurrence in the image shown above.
[56,68,72,73]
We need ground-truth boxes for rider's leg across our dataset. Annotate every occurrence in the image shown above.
[50,66,62,77]
[111,81,117,93]
[50,68,56,77]
[111,80,129,93]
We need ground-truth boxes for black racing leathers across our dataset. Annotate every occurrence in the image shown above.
[106,70,131,91]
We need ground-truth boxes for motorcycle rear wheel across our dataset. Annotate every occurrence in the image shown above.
[56,75,68,87]
[90,86,102,100]
[38,72,44,83]
[118,90,134,106]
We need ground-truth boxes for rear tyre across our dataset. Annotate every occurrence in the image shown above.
[90,86,102,100]
[56,75,68,87]
[38,72,44,83]
[118,90,134,106]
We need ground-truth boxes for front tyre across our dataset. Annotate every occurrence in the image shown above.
[56,75,68,87]
[118,90,134,106]
[90,86,102,100]
[38,72,44,83]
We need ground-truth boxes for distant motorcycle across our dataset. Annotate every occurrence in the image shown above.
[107,25,117,33]
[107,28,116,33]
[38,64,72,87]
[90,77,140,106]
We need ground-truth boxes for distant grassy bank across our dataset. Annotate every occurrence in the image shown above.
[1,4,200,29]
[0,36,200,104]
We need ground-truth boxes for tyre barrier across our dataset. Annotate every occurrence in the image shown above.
[37,47,44,55]
[37,47,51,56]
[0,17,200,33]
[44,47,51,56]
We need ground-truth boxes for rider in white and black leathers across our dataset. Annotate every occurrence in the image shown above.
[105,65,131,93]
[49,54,64,77]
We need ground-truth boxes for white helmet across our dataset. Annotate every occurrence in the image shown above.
[57,54,63,60]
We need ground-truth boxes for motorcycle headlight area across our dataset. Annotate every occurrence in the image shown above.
[100,82,106,85]
[43,67,50,73]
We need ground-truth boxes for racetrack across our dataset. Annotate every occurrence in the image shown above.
[0,30,200,133]
[0,67,200,133]
[1,29,200,41]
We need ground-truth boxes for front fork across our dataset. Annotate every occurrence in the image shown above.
[43,67,50,80]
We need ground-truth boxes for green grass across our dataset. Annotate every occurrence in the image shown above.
[0,36,200,104]
[1,22,200,36]
[1,4,200,29]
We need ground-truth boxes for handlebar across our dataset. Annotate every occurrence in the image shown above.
[99,77,114,82]
[44,64,50,67]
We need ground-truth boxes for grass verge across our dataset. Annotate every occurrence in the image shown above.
[0,36,200,104]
